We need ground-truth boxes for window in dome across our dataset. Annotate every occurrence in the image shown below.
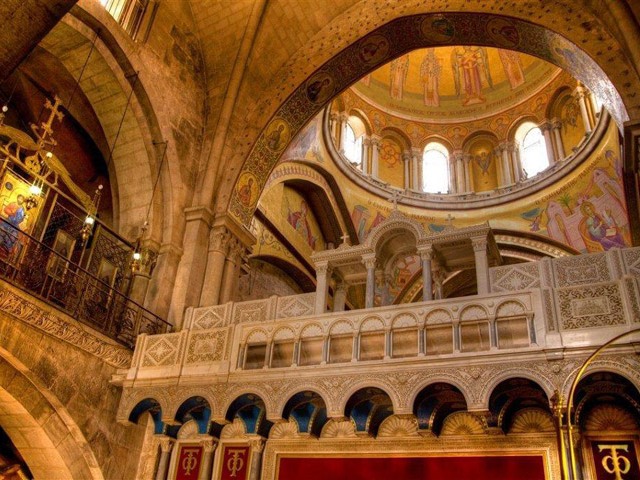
[343,122,363,167]
[519,126,548,178]
[422,142,450,194]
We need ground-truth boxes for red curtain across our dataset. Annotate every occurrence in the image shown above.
[278,455,545,480]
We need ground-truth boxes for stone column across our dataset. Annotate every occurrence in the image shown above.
[472,237,490,295]
[411,147,422,191]
[248,439,265,480]
[155,436,175,480]
[333,281,347,312]
[199,226,230,305]
[370,135,381,178]
[329,112,340,144]
[433,267,445,300]
[168,206,213,325]
[402,151,411,189]
[219,238,244,304]
[314,262,331,314]
[552,119,566,160]
[453,150,465,193]
[448,156,457,194]
[419,248,433,302]
[574,84,593,133]
[338,112,349,153]
[410,149,420,190]
[540,121,556,166]
[363,255,376,309]
[511,143,523,182]
[361,136,371,175]
[197,437,217,480]
[464,154,473,192]
[499,142,513,185]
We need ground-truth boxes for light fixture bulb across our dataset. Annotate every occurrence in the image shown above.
[29,184,42,195]
[133,251,142,261]
[45,151,53,158]
[84,215,95,225]
[1,105,7,113]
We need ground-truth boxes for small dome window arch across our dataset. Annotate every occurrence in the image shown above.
[343,116,366,167]
[422,142,450,194]
[515,122,548,178]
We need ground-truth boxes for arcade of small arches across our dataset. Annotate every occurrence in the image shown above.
[330,81,600,202]
[125,371,640,441]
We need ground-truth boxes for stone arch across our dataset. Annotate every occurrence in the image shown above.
[380,126,412,150]
[507,115,543,143]
[358,315,385,332]
[421,135,454,154]
[336,381,400,417]
[168,390,219,425]
[348,108,373,135]
[226,10,635,229]
[365,213,425,251]
[276,386,332,421]
[173,395,213,434]
[0,350,103,479]
[479,370,556,409]
[560,361,640,399]
[46,15,173,246]
[407,377,473,413]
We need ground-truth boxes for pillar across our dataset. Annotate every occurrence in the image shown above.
[552,119,566,160]
[499,142,513,185]
[410,149,420,190]
[453,150,465,193]
[361,136,371,175]
[338,112,349,152]
[333,281,347,312]
[575,84,593,133]
[197,437,217,480]
[248,439,265,480]
[363,255,376,309]
[464,153,473,192]
[314,262,331,314]
[540,121,556,166]
[420,248,433,302]
[155,436,175,480]
[448,156,457,194]
[472,237,490,295]
[402,151,411,189]
[433,267,445,300]
[370,135,381,178]
[199,226,230,305]
[219,238,244,304]
[329,112,340,144]
[412,147,422,191]
[511,143,523,181]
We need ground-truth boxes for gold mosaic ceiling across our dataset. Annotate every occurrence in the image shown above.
[352,46,561,123]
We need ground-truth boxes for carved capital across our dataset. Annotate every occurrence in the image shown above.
[362,254,377,270]
[539,120,554,133]
[315,261,331,276]
[401,151,412,163]
[250,438,265,453]
[158,436,175,453]
[199,436,217,453]
[210,227,230,254]
[418,247,433,262]
[471,237,488,252]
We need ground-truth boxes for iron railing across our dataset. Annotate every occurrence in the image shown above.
[0,217,172,348]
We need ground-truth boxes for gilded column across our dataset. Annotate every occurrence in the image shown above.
[370,135,381,178]
[419,248,433,302]
[199,226,230,305]
[363,255,377,309]
[314,262,331,314]
[472,237,490,295]
[552,119,566,160]
[154,436,175,480]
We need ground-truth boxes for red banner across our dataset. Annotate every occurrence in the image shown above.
[278,455,545,480]
[590,440,640,480]
[175,444,203,480]
[221,445,250,480]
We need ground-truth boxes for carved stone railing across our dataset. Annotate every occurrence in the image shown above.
[123,248,640,384]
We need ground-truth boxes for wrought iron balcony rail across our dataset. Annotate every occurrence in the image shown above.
[0,217,172,347]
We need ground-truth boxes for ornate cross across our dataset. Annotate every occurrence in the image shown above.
[446,213,455,226]
[340,233,350,245]
[388,189,401,211]
[31,96,65,151]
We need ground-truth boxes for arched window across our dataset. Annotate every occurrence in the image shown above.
[515,122,548,178]
[343,123,363,166]
[422,142,450,194]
